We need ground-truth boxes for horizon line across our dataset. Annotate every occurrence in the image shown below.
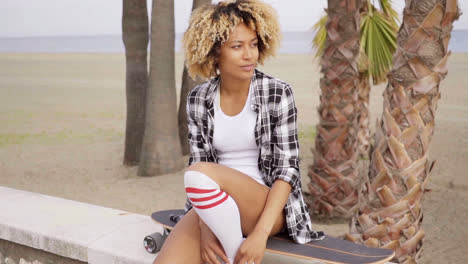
[2,28,468,39]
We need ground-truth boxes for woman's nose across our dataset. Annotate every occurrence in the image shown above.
[243,46,252,59]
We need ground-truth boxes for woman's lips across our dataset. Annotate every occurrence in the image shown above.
[240,64,255,71]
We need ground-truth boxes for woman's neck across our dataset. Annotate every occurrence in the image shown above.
[219,74,251,97]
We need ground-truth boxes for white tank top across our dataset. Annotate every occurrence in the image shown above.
[213,82,265,185]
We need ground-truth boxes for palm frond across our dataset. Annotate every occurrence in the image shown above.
[360,10,397,84]
[312,14,327,58]
[377,0,400,29]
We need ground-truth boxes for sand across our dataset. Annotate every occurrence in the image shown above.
[0,52,467,263]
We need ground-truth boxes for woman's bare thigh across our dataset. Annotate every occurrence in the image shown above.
[187,162,286,236]
[153,209,201,264]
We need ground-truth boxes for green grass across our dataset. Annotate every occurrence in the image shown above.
[298,125,316,144]
[0,107,125,148]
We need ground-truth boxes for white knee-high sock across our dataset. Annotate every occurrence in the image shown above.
[184,170,243,263]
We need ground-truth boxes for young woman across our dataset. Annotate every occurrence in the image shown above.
[154,1,321,264]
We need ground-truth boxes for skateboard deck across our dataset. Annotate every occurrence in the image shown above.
[147,209,394,264]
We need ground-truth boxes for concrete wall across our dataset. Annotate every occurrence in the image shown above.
[1,239,85,264]
[0,186,162,264]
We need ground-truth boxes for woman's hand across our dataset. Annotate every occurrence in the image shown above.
[199,220,230,264]
[233,228,269,264]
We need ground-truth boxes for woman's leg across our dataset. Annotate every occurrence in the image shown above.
[154,162,286,264]
[184,170,244,262]
[153,209,201,264]
[187,162,286,235]
[185,162,286,259]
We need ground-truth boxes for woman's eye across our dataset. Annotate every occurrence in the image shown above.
[232,45,241,49]
[252,43,258,47]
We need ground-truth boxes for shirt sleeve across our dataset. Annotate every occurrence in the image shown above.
[185,91,209,214]
[186,93,209,166]
[271,85,301,192]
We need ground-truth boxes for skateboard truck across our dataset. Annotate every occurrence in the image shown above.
[144,228,170,253]
[311,231,326,240]
[144,213,180,253]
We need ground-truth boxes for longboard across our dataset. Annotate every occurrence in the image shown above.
[146,209,395,264]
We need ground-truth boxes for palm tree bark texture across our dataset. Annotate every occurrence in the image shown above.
[122,0,149,166]
[307,0,363,219]
[178,0,211,156]
[357,73,371,159]
[346,0,460,263]
[138,0,184,176]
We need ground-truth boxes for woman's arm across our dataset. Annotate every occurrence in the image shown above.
[253,179,291,236]
[270,84,301,191]
[234,84,299,264]
[186,100,209,165]
[184,93,209,213]
[257,84,300,235]
[233,180,292,264]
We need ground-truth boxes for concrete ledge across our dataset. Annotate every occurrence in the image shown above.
[0,186,162,264]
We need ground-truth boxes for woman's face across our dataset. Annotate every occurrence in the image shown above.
[217,22,259,82]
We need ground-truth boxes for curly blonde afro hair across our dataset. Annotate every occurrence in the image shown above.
[183,0,281,79]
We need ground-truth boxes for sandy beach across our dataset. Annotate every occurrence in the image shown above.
[0,52,467,263]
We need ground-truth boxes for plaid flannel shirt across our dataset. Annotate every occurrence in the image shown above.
[184,69,316,244]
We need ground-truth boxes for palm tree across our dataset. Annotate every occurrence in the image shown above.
[178,0,210,156]
[345,0,460,263]
[306,0,365,219]
[308,0,398,218]
[138,0,184,176]
[122,0,149,166]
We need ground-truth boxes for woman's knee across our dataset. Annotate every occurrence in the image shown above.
[184,165,219,190]
[185,161,212,174]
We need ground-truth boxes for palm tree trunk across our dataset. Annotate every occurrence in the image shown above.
[138,0,183,176]
[346,0,460,263]
[122,0,148,166]
[355,73,371,199]
[178,0,210,156]
[307,0,363,219]
[358,72,371,160]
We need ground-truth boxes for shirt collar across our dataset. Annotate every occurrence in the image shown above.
[205,69,262,109]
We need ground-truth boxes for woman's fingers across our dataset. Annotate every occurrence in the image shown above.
[255,256,262,264]
[201,252,208,264]
[234,251,247,264]
[211,242,229,263]
[205,249,220,264]
[233,245,246,264]
[233,248,262,264]
[202,251,213,264]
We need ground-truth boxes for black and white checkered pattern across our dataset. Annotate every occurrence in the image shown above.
[184,69,317,244]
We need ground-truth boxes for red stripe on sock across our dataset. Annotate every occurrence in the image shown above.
[185,187,217,194]
[189,190,224,202]
[192,193,229,209]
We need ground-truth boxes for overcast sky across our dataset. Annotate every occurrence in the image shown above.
[1,0,466,38]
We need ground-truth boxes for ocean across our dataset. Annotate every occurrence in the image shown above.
[0,30,467,53]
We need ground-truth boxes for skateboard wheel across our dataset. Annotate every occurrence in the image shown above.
[144,232,166,253]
